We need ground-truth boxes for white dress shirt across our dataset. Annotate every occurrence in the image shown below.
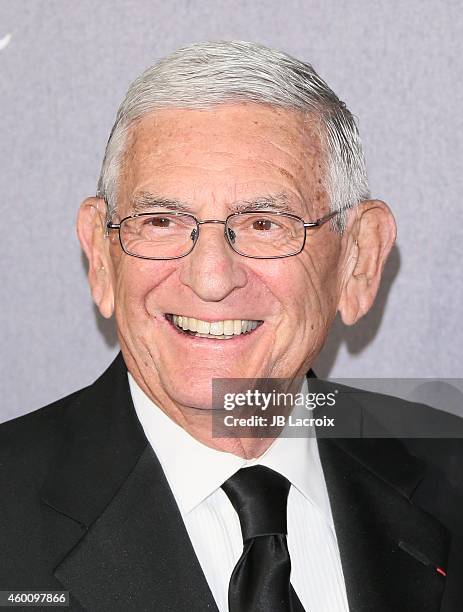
[128,373,349,612]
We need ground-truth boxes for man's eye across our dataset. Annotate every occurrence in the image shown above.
[251,218,276,231]
[145,217,171,228]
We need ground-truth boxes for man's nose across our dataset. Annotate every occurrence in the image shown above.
[179,223,247,301]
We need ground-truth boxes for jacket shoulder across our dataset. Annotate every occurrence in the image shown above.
[0,387,89,480]
[0,354,126,483]
[1,387,85,429]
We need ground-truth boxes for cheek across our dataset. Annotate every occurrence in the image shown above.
[113,259,178,320]
[263,249,341,328]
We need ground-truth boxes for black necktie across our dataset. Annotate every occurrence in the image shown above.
[222,465,305,612]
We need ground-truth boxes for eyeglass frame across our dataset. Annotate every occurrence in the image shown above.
[105,208,341,261]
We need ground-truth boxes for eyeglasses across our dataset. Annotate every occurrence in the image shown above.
[106,210,340,260]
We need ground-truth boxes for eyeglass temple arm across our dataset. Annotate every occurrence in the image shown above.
[104,221,119,240]
[303,210,341,228]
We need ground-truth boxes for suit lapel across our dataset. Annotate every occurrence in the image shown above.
[53,444,218,611]
[40,354,218,611]
[318,436,450,612]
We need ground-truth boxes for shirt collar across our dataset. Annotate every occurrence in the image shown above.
[128,373,332,521]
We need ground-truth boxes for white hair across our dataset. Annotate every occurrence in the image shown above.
[97,40,370,231]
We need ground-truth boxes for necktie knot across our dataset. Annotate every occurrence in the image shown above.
[222,465,290,541]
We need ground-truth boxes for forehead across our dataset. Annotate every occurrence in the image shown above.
[118,103,327,214]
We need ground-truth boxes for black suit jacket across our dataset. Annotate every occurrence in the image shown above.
[1,353,463,611]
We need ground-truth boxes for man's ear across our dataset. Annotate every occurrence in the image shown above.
[76,197,115,319]
[338,200,396,325]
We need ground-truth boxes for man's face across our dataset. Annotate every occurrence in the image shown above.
[106,104,348,410]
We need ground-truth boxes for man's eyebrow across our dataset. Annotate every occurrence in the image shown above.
[132,192,193,213]
[131,192,300,215]
[232,194,299,215]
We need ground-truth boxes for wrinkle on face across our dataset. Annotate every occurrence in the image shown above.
[108,103,347,453]
[118,105,328,219]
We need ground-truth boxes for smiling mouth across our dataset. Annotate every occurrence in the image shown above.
[165,314,263,339]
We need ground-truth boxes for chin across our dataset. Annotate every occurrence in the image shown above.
[159,364,252,411]
[163,382,214,412]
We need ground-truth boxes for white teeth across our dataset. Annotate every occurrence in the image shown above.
[196,333,235,339]
[210,321,224,335]
[196,320,210,334]
[170,315,260,338]
[223,320,234,336]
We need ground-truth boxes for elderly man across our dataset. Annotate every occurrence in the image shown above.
[1,41,463,612]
